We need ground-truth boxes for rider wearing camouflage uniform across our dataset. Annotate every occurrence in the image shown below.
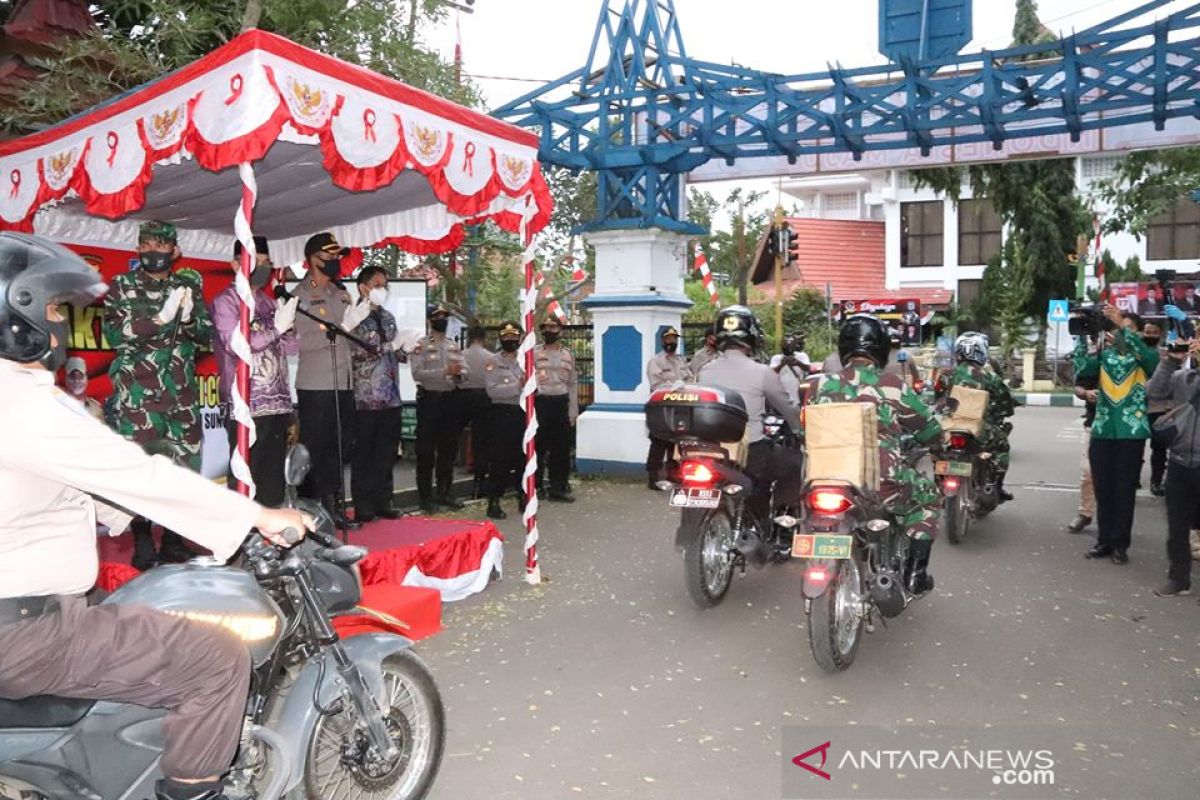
[802,314,943,594]
[103,221,212,568]
[936,332,1017,501]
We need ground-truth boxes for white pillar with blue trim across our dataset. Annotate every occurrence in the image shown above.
[576,227,692,474]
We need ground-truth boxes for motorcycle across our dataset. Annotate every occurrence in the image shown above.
[0,445,445,800]
[934,426,1001,544]
[646,386,802,609]
[796,446,931,673]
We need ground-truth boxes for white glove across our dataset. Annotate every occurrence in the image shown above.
[179,286,194,323]
[341,297,371,331]
[390,327,423,354]
[154,286,187,325]
[275,296,298,334]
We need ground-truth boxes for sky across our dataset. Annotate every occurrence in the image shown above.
[424,0,1197,223]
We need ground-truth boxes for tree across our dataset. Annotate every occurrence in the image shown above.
[1084,250,1143,302]
[1011,0,1057,54]
[979,238,1034,373]
[1095,147,1200,237]
[686,187,769,304]
[777,287,835,360]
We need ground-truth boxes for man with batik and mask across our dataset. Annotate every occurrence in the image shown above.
[103,220,213,570]
[211,236,299,508]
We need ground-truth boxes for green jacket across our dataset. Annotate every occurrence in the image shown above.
[1073,331,1158,440]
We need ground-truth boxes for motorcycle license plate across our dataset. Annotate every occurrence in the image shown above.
[669,487,722,509]
[791,534,853,559]
[935,460,973,477]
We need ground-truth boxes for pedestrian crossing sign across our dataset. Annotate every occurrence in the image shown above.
[1048,299,1069,324]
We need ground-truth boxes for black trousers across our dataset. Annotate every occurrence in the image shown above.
[297,389,355,501]
[225,412,291,508]
[745,439,805,518]
[487,404,525,499]
[351,405,403,516]
[1163,461,1198,586]
[646,436,673,479]
[1145,412,1168,485]
[535,394,571,493]
[416,388,462,501]
[1088,437,1145,550]
[459,388,493,481]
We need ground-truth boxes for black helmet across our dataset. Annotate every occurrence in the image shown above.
[714,304,762,352]
[0,233,107,372]
[838,314,891,368]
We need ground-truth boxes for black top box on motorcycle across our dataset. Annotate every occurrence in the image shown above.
[645,385,748,443]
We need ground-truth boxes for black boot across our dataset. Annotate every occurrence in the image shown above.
[473,475,487,500]
[486,498,507,520]
[436,489,465,510]
[158,530,195,564]
[130,517,157,572]
[154,777,227,800]
[996,474,1014,503]
[904,539,935,595]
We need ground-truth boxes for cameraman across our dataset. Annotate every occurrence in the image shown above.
[1073,307,1158,565]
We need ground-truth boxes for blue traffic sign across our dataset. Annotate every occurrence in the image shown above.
[879,0,972,63]
[1048,299,1070,324]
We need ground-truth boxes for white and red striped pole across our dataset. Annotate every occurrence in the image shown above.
[230,162,259,497]
[519,199,541,584]
[535,271,569,324]
[1092,214,1105,301]
[694,243,720,308]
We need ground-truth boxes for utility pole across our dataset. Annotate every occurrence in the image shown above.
[773,204,785,345]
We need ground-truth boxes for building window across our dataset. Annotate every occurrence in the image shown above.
[823,192,857,212]
[901,200,943,267]
[1080,155,1123,181]
[958,198,1003,266]
[1147,197,1200,261]
[957,278,983,310]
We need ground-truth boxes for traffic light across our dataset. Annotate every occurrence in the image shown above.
[772,223,799,264]
[786,226,799,264]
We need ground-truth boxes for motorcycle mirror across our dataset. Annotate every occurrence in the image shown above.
[284,444,312,488]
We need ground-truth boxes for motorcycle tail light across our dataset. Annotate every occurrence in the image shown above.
[805,565,832,589]
[948,433,970,449]
[680,461,716,486]
[943,477,960,492]
[808,490,852,514]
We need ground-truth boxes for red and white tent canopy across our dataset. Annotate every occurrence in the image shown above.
[0,29,552,262]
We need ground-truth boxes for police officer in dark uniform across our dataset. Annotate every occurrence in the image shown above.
[484,321,527,519]
[460,326,494,498]
[410,305,468,512]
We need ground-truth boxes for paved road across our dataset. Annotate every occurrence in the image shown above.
[418,407,1198,800]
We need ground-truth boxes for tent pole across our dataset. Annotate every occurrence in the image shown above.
[230,161,259,497]
[519,197,541,584]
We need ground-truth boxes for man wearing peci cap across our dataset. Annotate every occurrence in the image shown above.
[103,220,213,570]
[210,235,299,508]
[534,318,578,501]
[410,304,469,512]
[645,326,692,490]
[294,232,369,528]
[483,321,527,519]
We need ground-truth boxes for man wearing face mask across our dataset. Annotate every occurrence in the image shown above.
[483,321,527,519]
[535,319,578,501]
[460,326,496,499]
[645,327,692,490]
[769,331,811,405]
[410,305,468,513]
[347,267,405,522]
[103,220,213,570]
[211,236,298,508]
[294,232,367,528]
[1141,320,1169,496]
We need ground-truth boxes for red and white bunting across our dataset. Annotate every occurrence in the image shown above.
[535,270,569,323]
[694,243,720,307]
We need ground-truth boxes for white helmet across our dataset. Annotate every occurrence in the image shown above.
[954,332,989,366]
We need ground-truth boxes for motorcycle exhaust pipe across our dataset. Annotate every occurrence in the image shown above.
[248,723,293,800]
[870,570,906,618]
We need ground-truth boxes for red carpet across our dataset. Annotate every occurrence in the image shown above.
[97,517,504,642]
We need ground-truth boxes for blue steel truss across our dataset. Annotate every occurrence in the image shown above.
[493,0,1200,234]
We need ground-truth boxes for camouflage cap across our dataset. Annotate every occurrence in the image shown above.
[138,220,178,245]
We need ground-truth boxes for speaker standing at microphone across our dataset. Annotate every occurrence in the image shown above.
[294,232,363,529]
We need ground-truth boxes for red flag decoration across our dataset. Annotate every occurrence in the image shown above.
[694,243,720,307]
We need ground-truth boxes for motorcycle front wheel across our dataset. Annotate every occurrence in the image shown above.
[944,491,969,544]
[682,507,735,608]
[301,652,445,800]
[807,556,864,673]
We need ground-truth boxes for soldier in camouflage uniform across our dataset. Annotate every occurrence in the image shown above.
[802,314,944,594]
[935,332,1017,501]
[103,221,213,569]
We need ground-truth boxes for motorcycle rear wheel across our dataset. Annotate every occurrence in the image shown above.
[682,508,735,608]
[944,492,969,544]
[807,557,864,673]
[300,652,445,800]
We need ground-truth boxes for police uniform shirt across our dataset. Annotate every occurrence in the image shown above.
[647,350,692,391]
[698,349,800,442]
[485,352,525,406]
[534,343,578,419]
[294,278,353,391]
[411,334,467,392]
[0,359,260,597]
[462,343,493,390]
[689,346,718,377]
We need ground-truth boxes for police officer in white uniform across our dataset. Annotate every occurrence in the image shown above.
[483,321,527,519]
[645,326,692,489]
[534,319,578,501]
[410,304,468,512]
[0,233,310,800]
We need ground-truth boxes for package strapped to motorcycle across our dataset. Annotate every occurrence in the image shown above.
[804,402,880,491]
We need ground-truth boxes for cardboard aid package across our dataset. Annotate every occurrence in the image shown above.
[804,402,881,491]
[941,384,989,436]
